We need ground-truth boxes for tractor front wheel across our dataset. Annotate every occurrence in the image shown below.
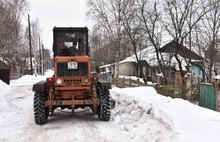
[34,91,48,125]
[97,85,111,121]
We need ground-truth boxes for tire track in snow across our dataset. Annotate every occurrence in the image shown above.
[22,109,111,142]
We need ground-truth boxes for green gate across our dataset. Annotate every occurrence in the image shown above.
[199,83,216,110]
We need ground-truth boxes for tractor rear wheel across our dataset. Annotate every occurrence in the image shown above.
[34,91,48,125]
[98,85,111,121]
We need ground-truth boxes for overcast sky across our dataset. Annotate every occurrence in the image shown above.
[28,0,89,49]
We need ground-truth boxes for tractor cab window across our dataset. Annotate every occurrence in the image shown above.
[60,33,81,56]
[53,28,88,57]
[64,42,74,48]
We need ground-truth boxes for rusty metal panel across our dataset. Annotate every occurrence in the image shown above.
[46,99,100,106]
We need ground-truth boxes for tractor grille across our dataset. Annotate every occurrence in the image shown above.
[57,62,88,77]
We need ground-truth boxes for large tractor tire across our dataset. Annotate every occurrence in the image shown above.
[97,85,111,121]
[34,91,49,125]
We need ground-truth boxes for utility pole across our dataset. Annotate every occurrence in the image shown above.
[39,37,42,75]
[28,14,33,75]
[42,44,45,74]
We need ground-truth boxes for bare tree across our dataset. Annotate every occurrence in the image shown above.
[119,0,149,83]
[198,0,220,82]
[31,18,42,76]
[42,48,53,72]
[135,0,173,84]
[163,0,210,81]
[89,27,117,67]
[0,0,29,72]
[87,0,128,77]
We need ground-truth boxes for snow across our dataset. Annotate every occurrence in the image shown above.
[100,63,115,69]
[111,87,220,142]
[119,75,155,84]
[10,70,54,86]
[215,75,220,80]
[119,75,145,83]
[119,46,157,66]
[1,71,220,141]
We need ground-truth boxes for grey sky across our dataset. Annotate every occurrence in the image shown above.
[29,0,89,49]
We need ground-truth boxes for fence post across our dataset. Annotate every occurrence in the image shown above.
[185,73,192,100]
[122,77,125,87]
[213,79,220,112]
[156,74,162,91]
[129,78,131,87]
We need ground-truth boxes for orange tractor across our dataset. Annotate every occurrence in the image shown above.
[33,27,115,125]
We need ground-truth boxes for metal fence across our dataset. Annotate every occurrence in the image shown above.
[199,83,216,111]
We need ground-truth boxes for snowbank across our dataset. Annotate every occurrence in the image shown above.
[10,75,42,86]
[0,80,11,112]
[0,79,11,93]
[111,87,220,142]
[10,70,54,86]
[110,87,175,141]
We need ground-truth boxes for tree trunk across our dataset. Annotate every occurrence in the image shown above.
[213,79,220,112]
[114,51,119,78]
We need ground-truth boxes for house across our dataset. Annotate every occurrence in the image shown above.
[159,40,204,85]
[99,63,115,74]
[100,46,167,83]
[100,40,204,85]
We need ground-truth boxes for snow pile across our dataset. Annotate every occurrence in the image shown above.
[110,87,175,141]
[0,70,54,141]
[0,80,11,112]
[10,75,41,86]
[0,79,11,93]
[161,99,220,142]
[10,70,54,86]
[111,87,220,142]
[44,69,54,77]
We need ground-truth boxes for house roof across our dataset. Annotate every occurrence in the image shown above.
[159,40,204,60]
[119,45,187,71]
[99,63,115,69]
[101,40,202,71]
[0,60,10,69]
[215,75,220,80]
[119,46,157,66]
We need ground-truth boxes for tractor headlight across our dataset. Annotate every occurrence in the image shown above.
[56,78,62,84]
[83,77,90,84]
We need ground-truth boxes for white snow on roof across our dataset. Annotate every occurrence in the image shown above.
[100,63,115,68]
[119,46,187,71]
[215,75,220,80]
[119,46,157,66]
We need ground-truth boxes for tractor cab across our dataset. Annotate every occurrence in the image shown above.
[53,27,89,57]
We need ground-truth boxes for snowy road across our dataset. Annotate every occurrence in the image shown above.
[2,74,220,142]
[0,83,174,142]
